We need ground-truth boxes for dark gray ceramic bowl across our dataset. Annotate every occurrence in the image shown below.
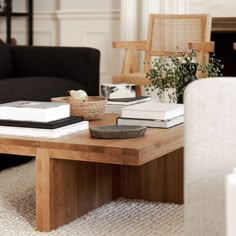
[89,125,146,139]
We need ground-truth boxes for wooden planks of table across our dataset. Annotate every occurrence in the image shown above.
[0,113,184,232]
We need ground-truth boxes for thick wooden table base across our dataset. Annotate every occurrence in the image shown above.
[36,150,113,231]
[118,148,183,203]
[36,148,183,231]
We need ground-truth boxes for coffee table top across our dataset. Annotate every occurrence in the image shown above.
[0,113,184,166]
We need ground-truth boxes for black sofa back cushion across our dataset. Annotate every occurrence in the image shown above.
[0,77,87,103]
[10,46,100,96]
[0,40,13,78]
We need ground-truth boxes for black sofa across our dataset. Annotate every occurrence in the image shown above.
[0,40,100,102]
[0,40,100,169]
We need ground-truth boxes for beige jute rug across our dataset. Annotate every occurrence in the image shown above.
[0,160,183,236]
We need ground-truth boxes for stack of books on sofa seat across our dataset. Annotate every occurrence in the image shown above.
[116,100,184,128]
[0,101,88,138]
[106,96,152,114]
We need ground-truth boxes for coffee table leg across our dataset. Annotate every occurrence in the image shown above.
[35,148,113,232]
[36,148,51,231]
[117,148,184,203]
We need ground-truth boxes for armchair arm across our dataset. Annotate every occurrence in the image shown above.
[188,42,215,78]
[10,45,100,96]
[113,41,147,50]
[188,42,215,53]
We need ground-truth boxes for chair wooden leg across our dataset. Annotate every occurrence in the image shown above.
[135,86,142,96]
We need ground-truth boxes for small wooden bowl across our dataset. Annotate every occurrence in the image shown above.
[51,96,107,120]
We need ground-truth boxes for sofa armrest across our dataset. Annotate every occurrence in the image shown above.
[10,45,100,96]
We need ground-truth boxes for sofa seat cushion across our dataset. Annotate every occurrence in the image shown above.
[0,76,87,103]
[0,40,13,79]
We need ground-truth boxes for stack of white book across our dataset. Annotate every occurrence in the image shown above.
[116,100,184,128]
[106,96,152,114]
[0,101,89,138]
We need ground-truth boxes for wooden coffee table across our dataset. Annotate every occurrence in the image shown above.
[0,113,184,232]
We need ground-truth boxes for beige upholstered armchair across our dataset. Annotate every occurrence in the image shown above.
[112,14,214,96]
[184,77,236,236]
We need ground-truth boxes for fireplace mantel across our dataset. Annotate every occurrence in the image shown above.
[212,17,236,32]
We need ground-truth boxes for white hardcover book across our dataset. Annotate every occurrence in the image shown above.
[0,120,89,138]
[105,105,123,115]
[121,101,184,120]
[106,97,152,115]
[107,96,151,105]
[0,101,70,122]
[117,115,184,128]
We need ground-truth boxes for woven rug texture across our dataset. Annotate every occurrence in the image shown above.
[0,160,183,236]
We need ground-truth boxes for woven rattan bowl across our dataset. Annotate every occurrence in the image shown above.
[51,96,107,120]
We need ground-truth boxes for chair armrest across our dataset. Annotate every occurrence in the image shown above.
[188,42,215,78]
[233,43,236,50]
[112,41,147,51]
[188,42,215,53]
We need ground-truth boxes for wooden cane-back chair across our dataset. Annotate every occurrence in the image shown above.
[112,14,215,96]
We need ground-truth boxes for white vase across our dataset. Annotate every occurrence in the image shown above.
[159,88,177,103]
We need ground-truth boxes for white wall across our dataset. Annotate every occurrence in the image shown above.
[56,0,120,85]
[189,0,236,16]
[0,0,58,45]
[12,0,58,12]
[60,0,119,11]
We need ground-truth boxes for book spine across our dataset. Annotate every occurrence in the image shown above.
[0,121,88,138]
[0,116,84,129]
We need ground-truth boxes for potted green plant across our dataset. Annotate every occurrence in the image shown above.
[145,50,224,103]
